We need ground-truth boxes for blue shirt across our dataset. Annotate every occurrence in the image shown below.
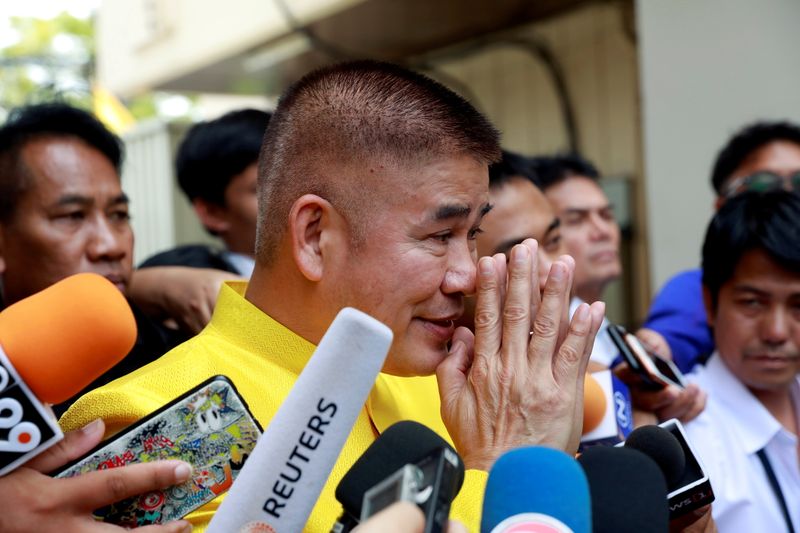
[644,269,714,372]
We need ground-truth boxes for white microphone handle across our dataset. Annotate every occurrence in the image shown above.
[208,307,392,533]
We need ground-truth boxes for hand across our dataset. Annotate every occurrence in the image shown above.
[129,267,244,334]
[669,504,718,533]
[352,502,467,533]
[0,419,193,533]
[616,364,707,423]
[635,328,672,360]
[437,239,605,470]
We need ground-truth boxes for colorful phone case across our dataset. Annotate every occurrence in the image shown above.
[56,375,262,527]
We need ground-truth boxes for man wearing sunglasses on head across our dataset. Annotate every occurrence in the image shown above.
[645,121,800,373]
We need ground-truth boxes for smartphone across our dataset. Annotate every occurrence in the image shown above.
[56,375,262,527]
[607,324,687,390]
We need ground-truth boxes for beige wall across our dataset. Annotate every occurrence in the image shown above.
[433,3,645,323]
[97,0,365,97]
[637,0,800,292]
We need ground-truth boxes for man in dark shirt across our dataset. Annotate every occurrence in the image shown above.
[0,102,187,414]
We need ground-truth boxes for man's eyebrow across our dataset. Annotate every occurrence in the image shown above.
[432,202,493,221]
[54,194,92,207]
[110,193,130,205]
[53,193,130,207]
[732,284,770,296]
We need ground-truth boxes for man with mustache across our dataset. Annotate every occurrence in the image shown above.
[684,190,800,532]
[60,61,604,531]
[532,154,673,368]
[645,121,800,373]
[0,103,228,412]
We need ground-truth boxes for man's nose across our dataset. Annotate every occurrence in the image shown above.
[87,216,128,262]
[760,306,790,346]
[588,212,613,241]
[442,240,478,296]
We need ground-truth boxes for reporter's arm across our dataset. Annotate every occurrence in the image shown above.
[128,266,243,334]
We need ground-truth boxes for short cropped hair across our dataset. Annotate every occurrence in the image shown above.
[256,60,501,265]
[529,153,600,192]
[701,190,800,308]
[489,150,539,190]
[0,103,123,222]
[176,109,271,207]
[710,121,800,195]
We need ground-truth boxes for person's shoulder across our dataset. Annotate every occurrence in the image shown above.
[658,268,703,293]
[138,244,238,273]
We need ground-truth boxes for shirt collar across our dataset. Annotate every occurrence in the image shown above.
[207,281,316,376]
[703,354,798,454]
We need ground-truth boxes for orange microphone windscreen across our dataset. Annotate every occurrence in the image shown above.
[583,373,607,435]
[0,273,137,404]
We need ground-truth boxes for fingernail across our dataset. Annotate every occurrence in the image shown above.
[512,244,529,264]
[80,419,103,437]
[575,303,589,321]
[174,462,193,482]
[449,340,464,355]
[479,257,494,276]
[175,520,192,533]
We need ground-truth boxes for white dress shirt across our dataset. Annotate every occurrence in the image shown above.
[223,251,255,278]
[684,354,800,532]
[570,297,618,367]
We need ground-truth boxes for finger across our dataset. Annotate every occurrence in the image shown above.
[25,419,105,474]
[524,239,541,326]
[501,244,533,365]
[680,387,707,423]
[492,253,507,305]
[92,520,193,533]
[580,301,606,378]
[437,330,476,410]
[551,302,592,384]
[473,256,502,360]
[558,255,576,345]
[656,386,696,420]
[447,520,469,533]
[352,501,424,532]
[529,260,570,372]
[64,460,193,511]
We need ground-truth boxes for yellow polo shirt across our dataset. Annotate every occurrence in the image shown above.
[60,282,486,531]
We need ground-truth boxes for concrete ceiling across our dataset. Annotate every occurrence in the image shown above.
[158,0,589,96]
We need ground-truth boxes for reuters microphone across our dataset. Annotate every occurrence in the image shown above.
[481,447,591,533]
[207,307,393,533]
[0,273,137,475]
[580,370,634,449]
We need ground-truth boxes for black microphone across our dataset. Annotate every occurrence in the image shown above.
[623,420,715,519]
[332,420,464,533]
[578,445,669,533]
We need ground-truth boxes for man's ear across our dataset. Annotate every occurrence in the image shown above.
[702,285,716,328]
[288,194,342,282]
[192,198,230,235]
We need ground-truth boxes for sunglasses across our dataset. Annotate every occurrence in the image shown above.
[721,170,800,199]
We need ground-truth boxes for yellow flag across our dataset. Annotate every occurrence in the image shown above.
[92,84,135,134]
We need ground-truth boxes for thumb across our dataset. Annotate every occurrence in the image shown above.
[436,336,472,413]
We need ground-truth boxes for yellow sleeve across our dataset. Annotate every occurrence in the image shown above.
[449,468,487,532]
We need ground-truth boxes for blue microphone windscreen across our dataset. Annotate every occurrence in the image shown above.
[481,447,591,533]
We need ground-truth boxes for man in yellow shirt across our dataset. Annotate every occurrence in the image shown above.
[61,61,604,531]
